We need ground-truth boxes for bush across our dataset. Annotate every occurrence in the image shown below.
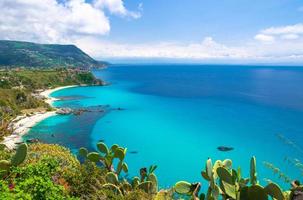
[67,160,107,198]
[5,156,75,199]
[26,143,80,172]
[14,176,68,200]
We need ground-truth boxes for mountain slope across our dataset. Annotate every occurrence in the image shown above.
[0,40,106,68]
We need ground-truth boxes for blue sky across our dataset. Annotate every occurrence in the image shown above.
[1,0,303,63]
[109,0,303,44]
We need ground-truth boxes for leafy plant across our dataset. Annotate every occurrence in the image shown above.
[79,142,128,176]
[176,156,289,200]
[0,143,27,178]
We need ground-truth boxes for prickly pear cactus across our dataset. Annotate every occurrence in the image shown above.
[174,181,193,195]
[117,161,128,175]
[264,182,284,200]
[110,144,119,152]
[79,142,129,176]
[78,147,88,158]
[250,156,258,185]
[97,142,109,154]
[147,173,158,194]
[114,147,126,161]
[120,181,132,194]
[206,158,213,179]
[212,159,232,179]
[86,152,101,162]
[137,181,153,194]
[0,160,11,171]
[223,159,232,168]
[105,172,119,185]
[102,183,122,195]
[132,176,140,188]
[240,185,268,200]
[217,167,234,185]
[11,143,27,166]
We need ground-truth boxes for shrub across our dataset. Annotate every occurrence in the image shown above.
[26,143,80,174]
[10,156,77,199]
[67,160,107,198]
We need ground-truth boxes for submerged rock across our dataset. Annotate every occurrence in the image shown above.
[217,146,234,152]
[56,108,73,115]
[26,138,40,143]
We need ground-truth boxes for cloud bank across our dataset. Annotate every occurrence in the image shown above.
[1,0,303,63]
[74,36,303,63]
[0,0,140,43]
[255,23,303,42]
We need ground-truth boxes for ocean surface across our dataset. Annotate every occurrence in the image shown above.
[25,64,303,189]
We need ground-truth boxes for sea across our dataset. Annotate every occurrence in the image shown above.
[24,64,303,189]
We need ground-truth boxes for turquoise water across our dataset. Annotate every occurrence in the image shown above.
[25,64,303,189]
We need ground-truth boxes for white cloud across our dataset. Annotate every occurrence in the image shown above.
[138,3,144,11]
[255,23,303,42]
[74,36,250,60]
[94,0,141,19]
[73,35,303,63]
[1,1,303,63]
[262,23,303,35]
[254,34,275,42]
[281,34,299,40]
[0,0,141,43]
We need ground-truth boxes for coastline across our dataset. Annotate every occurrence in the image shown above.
[40,85,78,106]
[1,85,77,149]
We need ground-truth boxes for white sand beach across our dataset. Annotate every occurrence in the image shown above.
[1,85,77,149]
[2,112,57,149]
[40,85,77,106]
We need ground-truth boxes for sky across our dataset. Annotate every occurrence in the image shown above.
[1,0,303,63]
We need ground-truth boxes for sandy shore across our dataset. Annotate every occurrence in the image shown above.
[40,85,78,106]
[1,85,77,149]
[2,112,57,149]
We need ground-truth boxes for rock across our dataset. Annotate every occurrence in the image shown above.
[56,108,73,115]
[26,138,40,143]
[217,146,234,152]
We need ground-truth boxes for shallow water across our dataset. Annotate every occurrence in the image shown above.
[25,64,303,189]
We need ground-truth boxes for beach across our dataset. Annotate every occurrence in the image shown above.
[40,85,77,105]
[1,85,77,149]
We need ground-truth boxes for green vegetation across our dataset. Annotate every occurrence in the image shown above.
[0,40,107,68]
[175,157,289,199]
[0,141,301,200]
[0,68,104,140]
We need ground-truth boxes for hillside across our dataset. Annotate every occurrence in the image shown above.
[0,40,107,68]
[0,68,104,140]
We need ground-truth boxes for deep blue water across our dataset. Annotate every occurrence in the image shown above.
[25,64,303,189]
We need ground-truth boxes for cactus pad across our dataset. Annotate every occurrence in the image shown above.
[87,152,101,162]
[78,147,88,158]
[264,182,284,200]
[174,181,193,195]
[11,143,27,166]
[105,172,119,185]
[0,160,11,171]
[97,142,109,154]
